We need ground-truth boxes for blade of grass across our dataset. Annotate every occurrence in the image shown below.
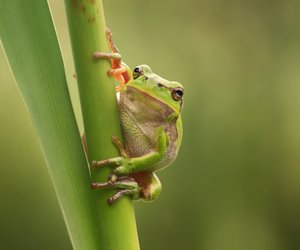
[0,1,103,249]
[64,0,140,249]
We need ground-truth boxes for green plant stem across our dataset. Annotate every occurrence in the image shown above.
[0,1,103,249]
[64,1,140,249]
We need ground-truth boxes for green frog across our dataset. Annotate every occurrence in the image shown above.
[91,29,184,205]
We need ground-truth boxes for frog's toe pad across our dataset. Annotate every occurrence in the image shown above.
[91,159,109,169]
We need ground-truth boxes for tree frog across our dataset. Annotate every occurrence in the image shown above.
[91,29,184,205]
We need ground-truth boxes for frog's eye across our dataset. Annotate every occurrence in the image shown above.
[171,87,184,101]
[133,67,142,79]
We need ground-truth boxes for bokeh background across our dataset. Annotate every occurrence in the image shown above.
[1,0,300,249]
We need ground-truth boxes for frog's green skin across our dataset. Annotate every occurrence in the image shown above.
[92,33,183,205]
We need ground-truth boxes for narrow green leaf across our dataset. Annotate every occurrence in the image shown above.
[64,0,140,249]
[0,1,102,249]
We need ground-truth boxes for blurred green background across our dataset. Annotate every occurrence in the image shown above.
[1,0,300,249]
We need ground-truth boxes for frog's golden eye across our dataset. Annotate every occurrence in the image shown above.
[171,87,184,101]
[133,67,142,79]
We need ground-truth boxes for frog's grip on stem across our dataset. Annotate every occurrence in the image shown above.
[107,189,132,205]
[91,158,113,169]
[91,174,117,189]
[93,52,121,60]
[105,27,119,53]
[91,135,128,169]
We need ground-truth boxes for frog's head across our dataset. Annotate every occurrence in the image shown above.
[128,64,184,115]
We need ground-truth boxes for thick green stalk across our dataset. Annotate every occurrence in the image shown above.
[0,1,102,249]
[64,1,140,249]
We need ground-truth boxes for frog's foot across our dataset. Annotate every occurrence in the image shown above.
[91,172,162,204]
[93,52,122,60]
[105,27,119,53]
[91,156,132,175]
[91,173,118,189]
[91,174,140,205]
[93,27,121,65]
[93,52,128,91]
[91,136,132,175]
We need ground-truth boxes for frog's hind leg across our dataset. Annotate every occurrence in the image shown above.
[91,172,162,204]
[93,28,131,91]
[93,28,121,62]
[130,172,162,202]
[91,175,141,205]
[93,52,128,91]
[93,51,122,71]
[108,67,129,91]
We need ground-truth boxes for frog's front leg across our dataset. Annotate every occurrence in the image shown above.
[93,28,130,91]
[91,126,169,175]
[93,52,128,90]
